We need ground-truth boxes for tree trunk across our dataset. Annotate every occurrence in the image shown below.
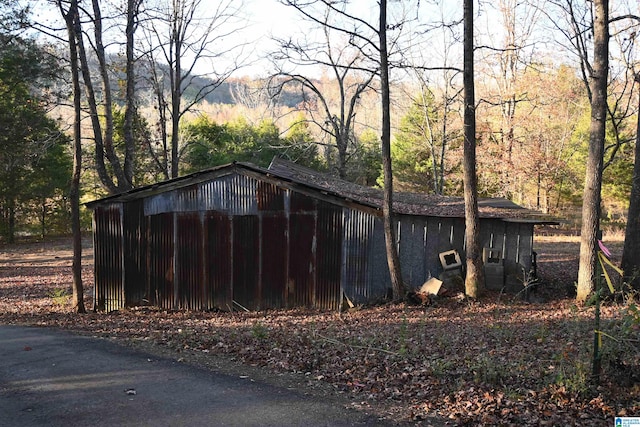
[463,0,483,298]
[73,5,118,194]
[60,0,86,314]
[7,197,15,244]
[576,0,608,304]
[40,199,46,239]
[122,0,140,188]
[379,0,405,301]
[90,0,126,191]
[621,74,640,289]
[170,7,182,179]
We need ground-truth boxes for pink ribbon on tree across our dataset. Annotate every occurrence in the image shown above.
[597,240,612,258]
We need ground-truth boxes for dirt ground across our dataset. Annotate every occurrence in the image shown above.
[1,232,638,426]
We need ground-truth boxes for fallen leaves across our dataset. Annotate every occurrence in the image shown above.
[0,236,638,426]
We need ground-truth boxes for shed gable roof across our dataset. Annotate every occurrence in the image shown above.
[86,158,558,224]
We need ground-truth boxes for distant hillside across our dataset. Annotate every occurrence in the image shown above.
[79,53,306,109]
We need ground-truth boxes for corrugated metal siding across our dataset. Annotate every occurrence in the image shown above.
[228,175,257,215]
[176,212,203,309]
[261,215,287,309]
[257,181,284,211]
[199,179,227,212]
[315,202,343,310]
[290,188,316,213]
[123,199,146,306]
[148,213,174,309]
[342,209,376,304]
[288,193,316,308]
[176,184,199,212]
[93,205,124,312]
[205,212,232,310]
[146,175,259,216]
[233,215,259,310]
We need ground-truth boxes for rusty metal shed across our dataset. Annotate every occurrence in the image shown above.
[86,158,557,312]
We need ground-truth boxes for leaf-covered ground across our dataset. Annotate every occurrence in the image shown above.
[1,235,638,426]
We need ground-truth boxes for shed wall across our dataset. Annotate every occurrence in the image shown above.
[92,171,535,311]
[395,215,534,290]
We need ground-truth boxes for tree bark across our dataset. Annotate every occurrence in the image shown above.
[379,0,405,301]
[170,2,183,179]
[122,0,141,188]
[463,0,483,298]
[576,0,609,303]
[59,0,86,314]
[621,74,640,289]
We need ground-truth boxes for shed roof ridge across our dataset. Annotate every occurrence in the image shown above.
[86,157,559,225]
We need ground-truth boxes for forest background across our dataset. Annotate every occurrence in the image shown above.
[0,0,639,292]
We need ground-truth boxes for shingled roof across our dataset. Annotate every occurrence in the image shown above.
[268,157,559,224]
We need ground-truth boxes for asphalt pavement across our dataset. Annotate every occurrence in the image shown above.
[0,325,387,427]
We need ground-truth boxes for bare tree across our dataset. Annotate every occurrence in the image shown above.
[576,0,609,303]
[546,0,635,301]
[140,0,248,178]
[477,0,543,201]
[74,0,133,193]
[122,0,143,185]
[279,0,407,299]
[269,6,375,179]
[397,2,464,196]
[462,0,483,298]
[403,73,462,196]
[57,0,86,313]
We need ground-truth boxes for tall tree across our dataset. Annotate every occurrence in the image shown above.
[270,5,375,179]
[33,0,140,195]
[575,0,609,303]
[478,0,543,201]
[58,0,86,313]
[462,0,483,298]
[545,0,640,301]
[75,0,132,193]
[122,0,143,187]
[614,10,640,289]
[140,0,248,178]
[621,72,640,288]
[378,0,405,300]
[279,0,406,299]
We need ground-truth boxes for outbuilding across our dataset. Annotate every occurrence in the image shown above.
[86,158,556,312]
